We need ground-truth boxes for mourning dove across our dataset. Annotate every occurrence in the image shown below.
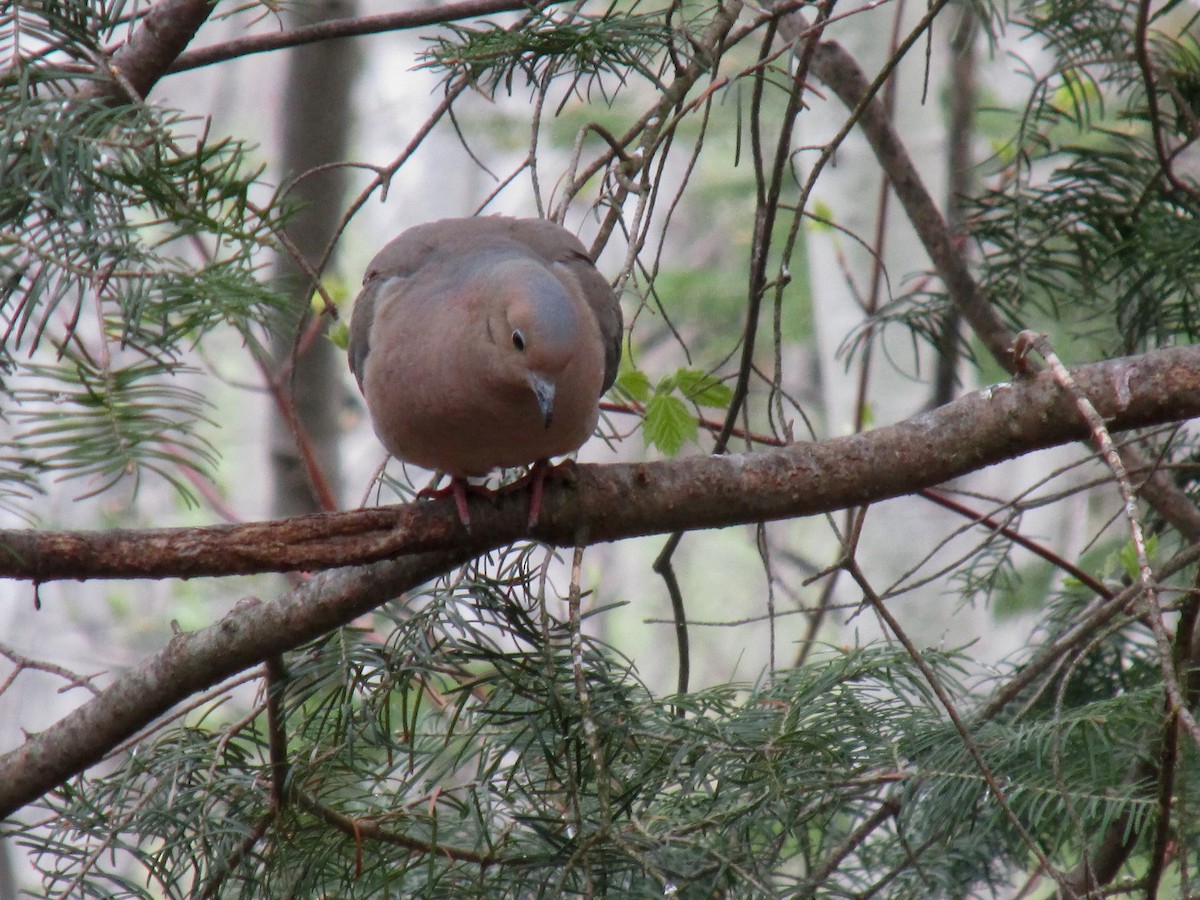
[348,216,622,526]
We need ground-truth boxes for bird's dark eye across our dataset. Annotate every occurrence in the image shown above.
[511,330,525,351]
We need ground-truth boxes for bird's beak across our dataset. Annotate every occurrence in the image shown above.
[529,374,555,428]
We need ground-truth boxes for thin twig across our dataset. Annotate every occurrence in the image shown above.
[198,813,273,898]
[808,795,901,884]
[568,528,609,824]
[1017,331,1200,751]
[1144,583,1197,899]
[652,532,690,700]
[0,642,102,697]
[293,789,497,865]
[264,655,289,815]
[848,561,1070,890]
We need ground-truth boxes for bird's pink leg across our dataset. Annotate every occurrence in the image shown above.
[418,475,489,527]
[503,459,578,528]
[450,478,472,527]
[527,460,549,529]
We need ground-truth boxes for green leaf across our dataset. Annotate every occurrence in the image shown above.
[673,368,733,408]
[642,393,697,456]
[1118,533,1157,580]
[328,320,350,351]
[809,199,835,230]
[310,275,352,315]
[615,367,652,403]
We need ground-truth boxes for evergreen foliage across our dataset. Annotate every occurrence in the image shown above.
[26,566,1194,898]
[971,3,1200,352]
[2,8,286,506]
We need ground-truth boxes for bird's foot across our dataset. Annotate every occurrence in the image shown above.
[502,459,579,528]
[418,476,494,528]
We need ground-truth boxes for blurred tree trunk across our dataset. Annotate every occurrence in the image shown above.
[270,0,360,516]
[932,1,978,409]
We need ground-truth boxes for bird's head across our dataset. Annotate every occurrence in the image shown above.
[490,263,581,429]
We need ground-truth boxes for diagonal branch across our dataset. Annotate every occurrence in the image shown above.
[799,32,1016,370]
[796,28,1200,543]
[83,0,215,102]
[0,549,471,818]
[0,345,1198,582]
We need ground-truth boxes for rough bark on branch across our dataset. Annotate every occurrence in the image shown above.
[1,345,1198,582]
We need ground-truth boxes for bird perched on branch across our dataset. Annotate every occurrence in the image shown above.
[348,216,622,527]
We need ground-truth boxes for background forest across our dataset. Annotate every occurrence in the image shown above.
[3,0,1200,896]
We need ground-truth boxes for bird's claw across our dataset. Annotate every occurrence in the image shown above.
[418,477,495,528]
[502,459,578,528]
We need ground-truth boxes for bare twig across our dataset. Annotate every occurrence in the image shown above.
[652,532,690,698]
[264,655,289,815]
[0,642,102,697]
[1133,0,1200,205]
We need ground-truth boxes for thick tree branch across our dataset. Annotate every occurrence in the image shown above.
[0,317,1197,841]
[83,0,215,102]
[0,550,471,818]
[1,345,1198,582]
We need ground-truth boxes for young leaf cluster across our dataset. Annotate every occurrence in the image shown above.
[617,365,733,456]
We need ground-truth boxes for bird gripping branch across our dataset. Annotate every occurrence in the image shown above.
[348,216,622,527]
